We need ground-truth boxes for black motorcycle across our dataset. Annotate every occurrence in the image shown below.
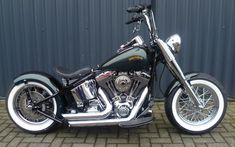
[6,5,227,134]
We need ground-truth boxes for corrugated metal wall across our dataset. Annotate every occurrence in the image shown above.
[0,0,234,98]
[0,0,150,97]
[153,0,235,98]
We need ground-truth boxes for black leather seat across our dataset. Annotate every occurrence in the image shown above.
[55,66,91,79]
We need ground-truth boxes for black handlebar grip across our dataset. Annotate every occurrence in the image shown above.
[126,5,145,13]
[125,16,142,24]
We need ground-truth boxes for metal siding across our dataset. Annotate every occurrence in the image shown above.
[153,0,235,98]
[0,0,234,99]
[0,0,150,97]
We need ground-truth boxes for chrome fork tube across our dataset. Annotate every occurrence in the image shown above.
[169,59,202,107]
[155,39,202,107]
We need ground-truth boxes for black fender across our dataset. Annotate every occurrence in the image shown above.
[164,72,199,98]
[12,72,66,121]
[13,71,62,93]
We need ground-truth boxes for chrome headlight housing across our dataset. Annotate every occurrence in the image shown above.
[166,34,181,54]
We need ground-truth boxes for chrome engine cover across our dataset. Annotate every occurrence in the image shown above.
[78,79,97,100]
[114,73,132,92]
[113,93,134,118]
[96,71,150,118]
[116,105,130,118]
[71,79,105,112]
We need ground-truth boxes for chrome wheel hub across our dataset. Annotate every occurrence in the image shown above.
[15,85,54,124]
[177,85,218,125]
[7,82,57,132]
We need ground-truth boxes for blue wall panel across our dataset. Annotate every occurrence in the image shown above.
[0,0,234,98]
[153,0,235,98]
[0,0,150,97]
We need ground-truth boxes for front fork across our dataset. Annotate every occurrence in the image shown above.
[155,39,203,107]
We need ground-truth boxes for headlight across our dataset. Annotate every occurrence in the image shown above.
[166,34,181,53]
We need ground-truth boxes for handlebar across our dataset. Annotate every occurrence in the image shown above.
[125,4,158,39]
[125,4,151,25]
[125,15,143,25]
[126,5,151,13]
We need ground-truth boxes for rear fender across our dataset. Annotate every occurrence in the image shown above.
[14,71,62,93]
[164,73,199,98]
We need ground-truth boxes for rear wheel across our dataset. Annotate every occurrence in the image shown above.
[165,73,227,134]
[7,81,60,133]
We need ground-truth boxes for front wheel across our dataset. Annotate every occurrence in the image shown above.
[6,81,60,134]
[165,73,227,134]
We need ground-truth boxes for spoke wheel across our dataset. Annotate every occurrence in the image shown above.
[7,82,58,133]
[165,73,227,134]
[176,83,219,126]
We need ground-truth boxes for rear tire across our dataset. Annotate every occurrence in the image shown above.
[165,73,227,134]
[6,81,61,134]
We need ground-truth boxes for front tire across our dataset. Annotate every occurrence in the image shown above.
[165,73,227,134]
[6,81,60,134]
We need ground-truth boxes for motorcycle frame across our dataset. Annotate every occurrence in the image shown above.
[30,6,204,125]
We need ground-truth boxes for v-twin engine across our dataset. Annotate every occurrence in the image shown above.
[62,71,150,127]
[96,71,150,118]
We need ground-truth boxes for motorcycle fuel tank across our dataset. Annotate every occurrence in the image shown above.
[100,47,148,71]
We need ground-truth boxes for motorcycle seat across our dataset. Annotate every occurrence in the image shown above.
[55,66,92,79]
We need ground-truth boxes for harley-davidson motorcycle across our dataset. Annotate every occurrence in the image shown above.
[6,5,227,134]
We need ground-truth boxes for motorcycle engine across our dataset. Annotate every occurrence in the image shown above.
[71,79,105,113]
[96,71,150,118]
[114,72,132,92]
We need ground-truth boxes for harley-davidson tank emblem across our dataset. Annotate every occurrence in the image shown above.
[128,55,144,61]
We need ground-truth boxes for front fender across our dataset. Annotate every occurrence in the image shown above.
[14,71,62,92]
[164,73,199,98]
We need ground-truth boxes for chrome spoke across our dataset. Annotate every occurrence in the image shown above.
[190,112,196,121]
[15,85,54,123]
[182,112,194,118]
[204,105,214,110]
[204,95,213,107]
[177,84,218,125]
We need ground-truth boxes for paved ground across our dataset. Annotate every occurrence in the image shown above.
[0,100,235,147]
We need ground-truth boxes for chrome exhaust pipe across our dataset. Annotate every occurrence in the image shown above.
[62,88,112,121]
[68,87,148,127]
